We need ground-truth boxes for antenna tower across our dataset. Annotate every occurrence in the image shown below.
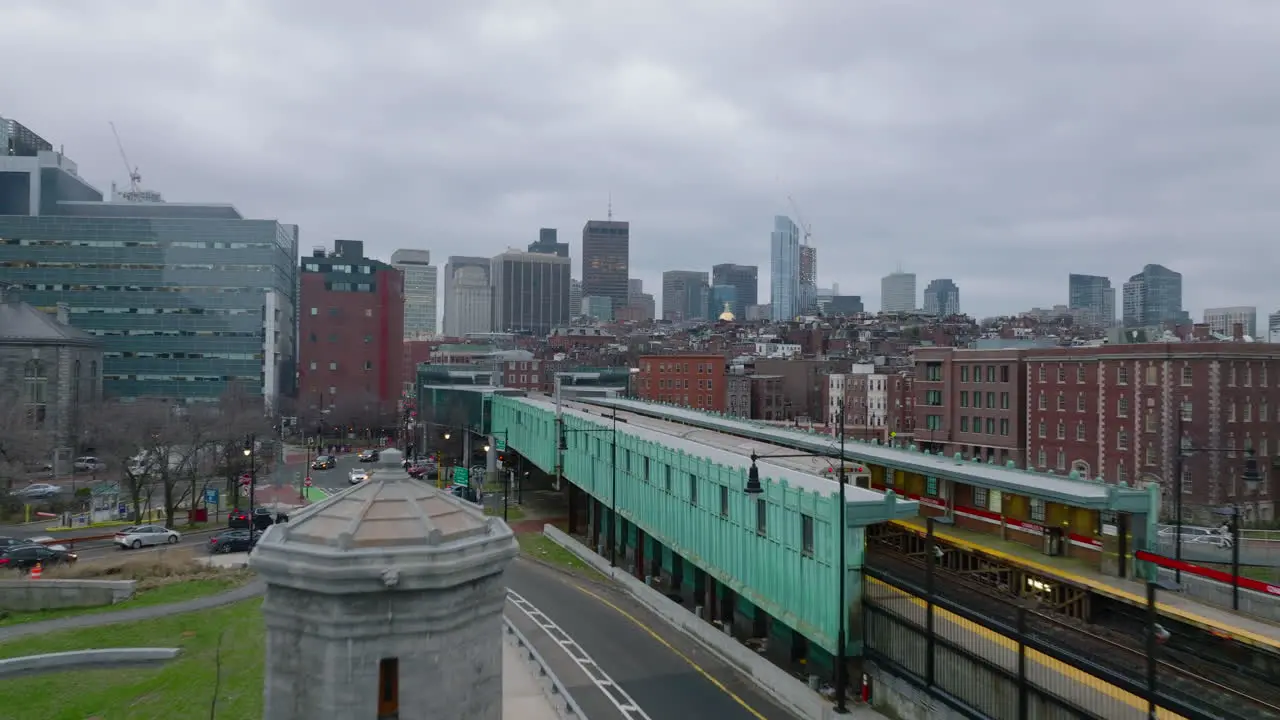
[607,192,613,220]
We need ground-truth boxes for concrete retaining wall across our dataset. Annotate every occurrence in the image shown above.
[542,525,884,720]
[1155,567,1280,622]
[0,579,136,612]
[504,617,588,719]
[0,648,180,678]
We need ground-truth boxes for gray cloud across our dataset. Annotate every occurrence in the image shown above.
[4,0,1278,318]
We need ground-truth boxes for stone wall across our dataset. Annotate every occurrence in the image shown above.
[0,578,135,612]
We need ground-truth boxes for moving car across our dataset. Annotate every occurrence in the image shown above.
[0,544,77,571]
[349,469,370,485]
[14,483,60,500]
[0,536,67,552]
[357,449,379,463]
[114,525,181,550]
[311,455,336,470]
[208,529,260,554]
[73,456,107,472]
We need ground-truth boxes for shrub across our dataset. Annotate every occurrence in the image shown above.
[43,549,253,589]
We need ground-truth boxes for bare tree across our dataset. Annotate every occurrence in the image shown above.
[0,401,54,489]
[80,400,164,522]
[205,383,272,510]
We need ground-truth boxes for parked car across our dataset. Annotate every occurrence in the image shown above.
[407,463,433,479]
[358,449,379,463]
[73,456,107,472]
[349,469,370,485]
[14,483,60,500]
[252,508,275,531]
[311,455,336,470]
[208,529,260,554]
[228,509,251,529]
[0,544,77,571]
[114,525,181,550]
[445,484,482,505]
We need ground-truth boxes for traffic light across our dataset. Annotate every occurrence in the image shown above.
[497,452,506,464]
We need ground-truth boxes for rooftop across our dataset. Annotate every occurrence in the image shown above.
[581,397,1154,511]
[0,296,97,346]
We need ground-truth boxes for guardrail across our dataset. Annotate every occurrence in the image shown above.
[503,615,588,718]
[0,648,180,679]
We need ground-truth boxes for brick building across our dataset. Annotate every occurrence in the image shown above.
[637,354,727,412]
[727,374,750,418]
[298,240,404,426]
[1024,343,1278,522]
[886,372,915,440]
[913,347,1028,467]
[749,374,786,420]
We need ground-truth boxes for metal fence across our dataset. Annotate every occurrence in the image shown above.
[862,570,1211,720]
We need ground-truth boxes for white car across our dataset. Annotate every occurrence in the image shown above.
[114,525,181,550]
[349,469,370,485]
[74,456,107,472]
[15,483,60,499]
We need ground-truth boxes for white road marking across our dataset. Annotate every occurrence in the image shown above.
[507,589,653,720]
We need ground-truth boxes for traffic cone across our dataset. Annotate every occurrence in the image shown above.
[29,562,42,580]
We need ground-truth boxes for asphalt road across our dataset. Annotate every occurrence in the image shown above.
[505,558,799,720]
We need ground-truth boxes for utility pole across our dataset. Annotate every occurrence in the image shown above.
[834,402,849,713]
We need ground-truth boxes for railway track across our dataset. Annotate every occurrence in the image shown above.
[866,546,1280,720]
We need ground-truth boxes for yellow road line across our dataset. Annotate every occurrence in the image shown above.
[867,577,1186,719]
[888,520,1280,652]
[571,583,770,720]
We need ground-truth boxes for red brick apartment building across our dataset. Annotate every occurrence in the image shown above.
[1024,343,1278,522]
[298,240,404,425]
[913,348,1028,467]
[637,354,727,412]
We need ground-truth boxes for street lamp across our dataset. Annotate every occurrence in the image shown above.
[243,434,256,527]
[743,402,852,714]
[557,412,624,566]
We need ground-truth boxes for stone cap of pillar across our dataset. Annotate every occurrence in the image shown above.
[249,447,516,594]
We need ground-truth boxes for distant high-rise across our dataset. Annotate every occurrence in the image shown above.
[1068,274,1116,328]
[711,263,758,318]
[391,249,438,337]
[922,279,960,317]
[1204,306,1257,338]
[569,278,583,318]
[528,228,568,257]
[442,256,491,337]
[880,271,916,313]
[581,220,629,310]
[1122,264,1185,327]
[662,270,709,322]
[628,278,644,304]
[769,216,801,321]
[1269,310,1280,343]
[490,250,571,336]
[798,245,818,314]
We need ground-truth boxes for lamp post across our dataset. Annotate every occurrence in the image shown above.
[481,429,510,522]
[1145,578,1180,719]
[744,424,851,714]
[243,434,256,529]
[1172,435,1262,602]
[558,413,623,566]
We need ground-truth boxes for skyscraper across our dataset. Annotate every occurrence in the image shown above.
[581,219,629,310]
[391,249,438,337]
[441,256,491,337]
[569,278,582,318]
[799,245,818,314]
[490,249,571,335]
[770,216,801,321]
[1067,273,1116,328]
[662,270,709,322]
[880,271,916,313]
[923,279,960,317]
[711,263,758,318]
[1203,306,1257,338]
[1122,264,1185,327]
[528,228,568,257]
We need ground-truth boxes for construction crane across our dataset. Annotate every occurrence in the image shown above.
[787,195,813,244]
[109,121,142,193]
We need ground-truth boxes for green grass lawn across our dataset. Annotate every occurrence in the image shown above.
[0,598,264,720]
[484,504,527,521]
[516,533,604,580]
[0,576,247,627]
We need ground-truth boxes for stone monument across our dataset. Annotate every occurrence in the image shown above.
[250,448,517,720]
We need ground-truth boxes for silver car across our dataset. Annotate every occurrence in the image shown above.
[114,525,181,550]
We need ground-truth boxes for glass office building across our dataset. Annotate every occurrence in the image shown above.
[0,209,298,405]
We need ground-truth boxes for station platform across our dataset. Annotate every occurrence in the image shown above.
[887,517,1280,653]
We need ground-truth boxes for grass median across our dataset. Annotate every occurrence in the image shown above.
[0,597,264,720]
[516,532,605,581]
[0,551,253,627]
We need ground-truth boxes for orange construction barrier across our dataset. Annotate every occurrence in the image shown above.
[29,562,42,580]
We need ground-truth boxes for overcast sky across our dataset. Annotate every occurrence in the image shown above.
[4,1,1278,320]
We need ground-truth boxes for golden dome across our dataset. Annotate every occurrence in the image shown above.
[717,301,735,322]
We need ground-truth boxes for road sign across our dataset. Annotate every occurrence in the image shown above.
[304,477,313,488]
[453,466,469,487]
[495,437,507,451]
[204,488,219,506]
